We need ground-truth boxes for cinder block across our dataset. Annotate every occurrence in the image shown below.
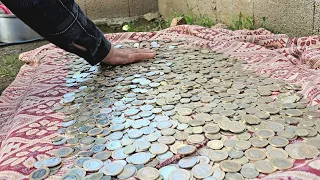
[216,0,253,25]
[314,1,320,34]
[75,0,87,15]
[158,0,189,19]
[129,0,158,16]
[254,0,314,37]
[86,0,129,19]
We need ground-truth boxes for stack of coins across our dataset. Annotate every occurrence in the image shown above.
[30,40,320,180]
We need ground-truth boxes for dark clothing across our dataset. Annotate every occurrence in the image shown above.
[2,0,111,65]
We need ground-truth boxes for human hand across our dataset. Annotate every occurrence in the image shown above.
[102,47,156,66]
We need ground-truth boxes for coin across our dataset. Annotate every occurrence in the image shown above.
[254,160,277,174]
[249,137,269,148]
[54,147,73,158]
[168,169,191,180]
[149,143,168,155]
[83,159,103,172]
[220,160,241,172]
[178,157,198,168]
[117,164,137,179]
[268,136,289,148]
[187,134,205,144]
[255,129,275,139]
[177,145,196,155]
[29,167,50,180]
[209,150,228,162]
[137,167,160,180]
[269,158,293,170]
[84,172,104,180]
[234,140,251,151]
[131,152,151,164]
[159,166,177,180]
[298,144,319,158]
[61,174,81,180]
[225,172,244,180]
[101,162,124,176]
[245,148,266,161]
[192,164,214,179]
[267,147,288,159]
[240,163,259,179]
[207,140,224,150]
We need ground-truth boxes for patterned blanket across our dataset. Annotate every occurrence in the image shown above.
[1,25,320,180]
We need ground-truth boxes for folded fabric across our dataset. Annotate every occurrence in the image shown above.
[0,4,11,14]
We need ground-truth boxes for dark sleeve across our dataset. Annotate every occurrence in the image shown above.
[1,0,111,65]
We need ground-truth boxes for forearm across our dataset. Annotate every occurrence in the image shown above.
[1,0,111,65]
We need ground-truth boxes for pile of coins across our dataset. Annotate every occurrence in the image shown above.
[31,40,320,180]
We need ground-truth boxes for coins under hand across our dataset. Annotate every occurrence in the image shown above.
[51,41,320,180]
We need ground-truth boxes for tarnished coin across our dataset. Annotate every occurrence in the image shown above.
[101,162,124,176]
[83,159,103,172]
[54,147,73,158]
[29,167,50,180]
[137,167,160,180]
[270,158,293,170]
[168,169,191,180]
[254,160,277,174]
[192,164,214,179]
[245,148,266,161]
[298,144,319,159]
[220,160,241,172]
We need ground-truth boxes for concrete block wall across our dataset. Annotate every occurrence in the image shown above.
[76,0,158,19]
[158,0,319,37]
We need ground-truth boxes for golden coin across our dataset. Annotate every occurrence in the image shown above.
[249,137,269,148]
[220,160,241,172]
[168,169,191,180]
[178,157,198,168]
[245,148,266,161]
[177,145,197,155]
[29,167,50,180]
[54,147,73,158]
[234,140,251,151]
[270,158,293,170]
[255,129,275,139]
[101,162,124,176]
[187,134,205,144]
[137,167,160,180]
[209,150,228,162]
[207,140,224,150]
[149,143,168,155]
[254,160,276,174]
[298,144,319,159]
[192,164,214,179]
[268,136,289,148]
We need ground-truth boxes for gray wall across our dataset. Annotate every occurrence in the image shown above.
[158,0,320,37]
[76,0,158,19]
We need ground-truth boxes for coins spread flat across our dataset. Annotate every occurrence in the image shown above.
[49,41,320,179]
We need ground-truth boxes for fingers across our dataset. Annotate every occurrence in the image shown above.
[129,48,155,54]
[127,52,156,64]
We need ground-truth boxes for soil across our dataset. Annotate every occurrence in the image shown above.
[0,40,48,94]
